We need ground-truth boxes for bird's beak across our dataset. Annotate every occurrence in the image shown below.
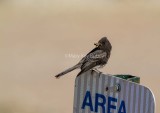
[94,42,101,47]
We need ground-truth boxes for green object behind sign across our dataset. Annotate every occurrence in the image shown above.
[113,74,140,84]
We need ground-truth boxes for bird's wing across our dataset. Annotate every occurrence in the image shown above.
[83,50,106,62]
[81,50,107,70]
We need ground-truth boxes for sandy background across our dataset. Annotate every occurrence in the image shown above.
[0,0,160,113]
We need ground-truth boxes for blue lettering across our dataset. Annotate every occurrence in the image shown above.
[95,93,106,113]
[108,96,117,113]
[118,101,126,113]
[81,91,93,111]
[81,91,126,113]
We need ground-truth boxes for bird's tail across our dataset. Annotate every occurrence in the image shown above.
[55,64,80,79]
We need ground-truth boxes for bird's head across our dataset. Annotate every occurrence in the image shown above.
[94,37,112,51]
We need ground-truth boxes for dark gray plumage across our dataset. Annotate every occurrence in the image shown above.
[55,37,112,78]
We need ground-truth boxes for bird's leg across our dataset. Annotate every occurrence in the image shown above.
[91,68,101,75]
[93,68,101,73]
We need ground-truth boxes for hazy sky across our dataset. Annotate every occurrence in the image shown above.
[0,0,160,113]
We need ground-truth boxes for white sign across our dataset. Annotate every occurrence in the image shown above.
[73,70,155,113]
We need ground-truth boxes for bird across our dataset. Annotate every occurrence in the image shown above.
[55,37,112,78]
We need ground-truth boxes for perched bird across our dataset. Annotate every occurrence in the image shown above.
[55,37,112,78]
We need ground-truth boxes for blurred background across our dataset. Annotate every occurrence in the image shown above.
[0,0,160,113]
